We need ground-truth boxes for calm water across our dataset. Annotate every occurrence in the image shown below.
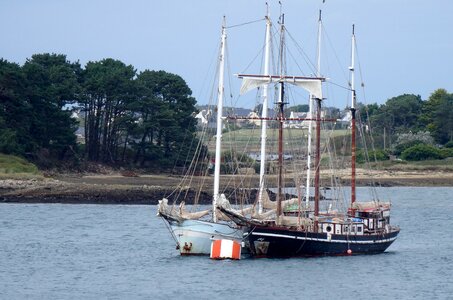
[1,187,453,299]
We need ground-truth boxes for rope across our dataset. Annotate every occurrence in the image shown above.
[226,18,265,29]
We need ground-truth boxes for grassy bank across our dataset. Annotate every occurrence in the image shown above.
[366,158,453,172]
[0,154,42,179]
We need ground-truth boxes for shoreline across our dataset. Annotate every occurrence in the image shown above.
[1,171,452,205]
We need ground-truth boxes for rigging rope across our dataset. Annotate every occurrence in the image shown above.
[226,18,265,29]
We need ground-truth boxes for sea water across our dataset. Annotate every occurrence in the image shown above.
[1,187,453,299]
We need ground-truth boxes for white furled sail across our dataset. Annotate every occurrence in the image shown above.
[213,19,227,222]
[257,14,272,215]
[238,74,324,100]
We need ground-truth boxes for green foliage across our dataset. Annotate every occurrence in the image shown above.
[0,55,80,164]
[439,148,453,158]
[222,149,253,164]
[287,104,309,113]
[419,89,453,145]
[369,94,423,135]
[81,58,136,162]
[356,149,389,164]
[393,140,424,156]
[0,54,197,169]
[125,70,198,168]
[445,141,453,148]
[358,102,379,124]
[0,59,30,155]
[0,128,23,154]
[22,54,80,162]
[219,150,254,174]
[401,144,443,161]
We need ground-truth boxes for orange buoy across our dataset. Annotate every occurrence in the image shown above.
[210,239,241,260]
[347,249,352,255]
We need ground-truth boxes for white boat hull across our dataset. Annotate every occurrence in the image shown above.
[167,219,243,255]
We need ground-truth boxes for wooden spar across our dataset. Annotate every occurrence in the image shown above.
[314,97,321,229]
[277,82,284,221]
[350,24,357,206]
[351,105,357,205]
[306,9,323,208]
[226,116,337,122]
[237,74,325,81]
[276,13,285,225]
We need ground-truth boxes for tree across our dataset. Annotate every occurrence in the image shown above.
[81,58,136,162]
[371,94,423,133]
[420,89,453,145]
[358,102,379,125]
[22,54,81,161]
[287,104,309,112]
[127,70,198,167]
[401,144,443,161]
[0,59,30,155]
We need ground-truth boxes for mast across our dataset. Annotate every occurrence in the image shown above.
[213,18,227,222]
[349,24,357,206]
[314,96,321,228]
[258,10,272,214]
[236,13,324,223]
[276,13,285,224]
[305,10,322,207]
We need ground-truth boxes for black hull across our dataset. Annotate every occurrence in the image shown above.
[245,226,399,258]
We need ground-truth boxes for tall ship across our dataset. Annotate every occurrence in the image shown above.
[219,8,400,257]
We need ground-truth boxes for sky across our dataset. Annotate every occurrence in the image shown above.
[1,0,452,109]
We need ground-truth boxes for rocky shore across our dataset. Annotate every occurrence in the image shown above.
[1,170,452,205]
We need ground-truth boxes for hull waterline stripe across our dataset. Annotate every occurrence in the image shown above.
[250,231,397,244]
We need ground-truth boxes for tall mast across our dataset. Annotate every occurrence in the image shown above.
[276,13,285,224]
[349,24,357,206]
[305,10,322,207]
[314,97,321,228]
[258,9,272,214]
[213,18,227,222]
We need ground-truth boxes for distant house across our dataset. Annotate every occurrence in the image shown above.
[247,111,261,126]
[195,105,256,129]
[285,111,309,128]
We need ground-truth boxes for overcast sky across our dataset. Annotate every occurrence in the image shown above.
[1,0,452,109]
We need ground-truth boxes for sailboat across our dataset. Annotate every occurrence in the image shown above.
[219,11,400,257]
[157,19,246,255]
[157,18,242,255]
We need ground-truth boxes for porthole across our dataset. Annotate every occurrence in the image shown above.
[326,225,332,232]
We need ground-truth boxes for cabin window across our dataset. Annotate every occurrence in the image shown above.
[351,226,356,233]
[357,226,362,233]
[326,225,332,233]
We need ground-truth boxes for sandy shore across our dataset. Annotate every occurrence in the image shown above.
[0,169,452,205]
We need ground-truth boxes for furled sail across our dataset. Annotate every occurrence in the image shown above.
[238,74,324,100]
[157,198,210,222]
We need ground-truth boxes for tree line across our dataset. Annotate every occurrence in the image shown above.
[0,53,198,169]
[359,91,453,146]
[355,91,453,161]
[1,52,452,169]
